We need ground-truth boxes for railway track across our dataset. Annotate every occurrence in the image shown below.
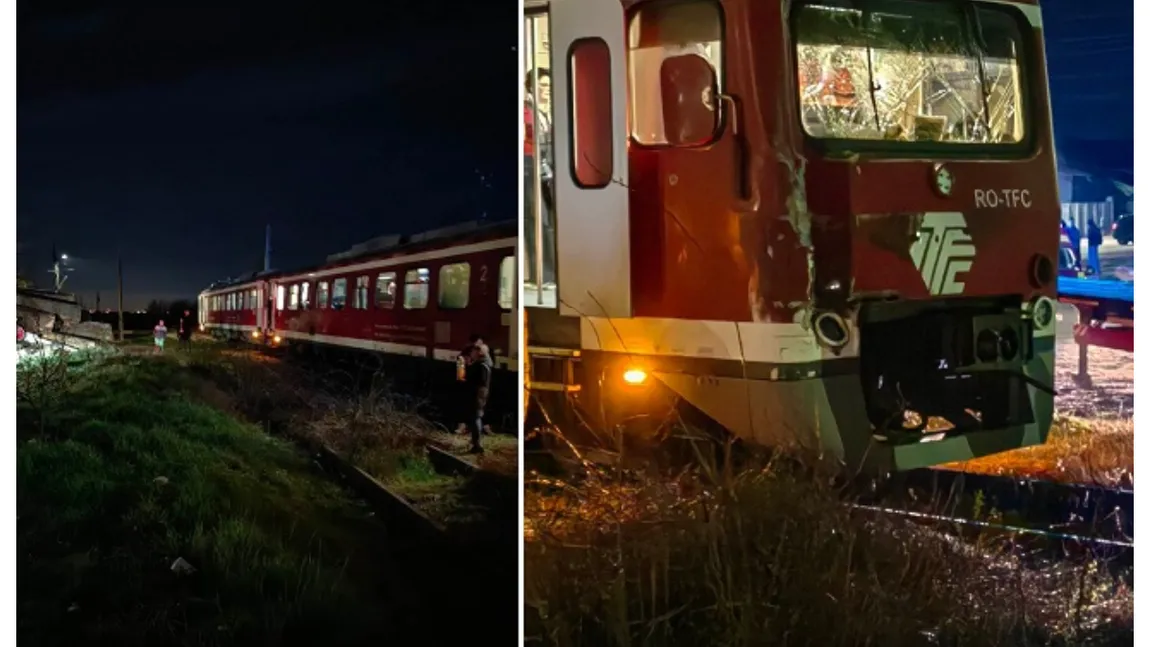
[868,468,1133,542]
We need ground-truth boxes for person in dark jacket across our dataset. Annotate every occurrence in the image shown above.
[1086,218,1103,276]
[454,334,484,435]
[178,310,194,349]
[464,342,494,454]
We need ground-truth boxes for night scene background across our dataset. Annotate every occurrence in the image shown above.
[16,0,1132,310]
[18,2,517,311]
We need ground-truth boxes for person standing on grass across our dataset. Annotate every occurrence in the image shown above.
[153,319,167,354]
[178,309,193,349]
[464,341,493,454]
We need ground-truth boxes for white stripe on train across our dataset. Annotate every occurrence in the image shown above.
[203,324,517,371]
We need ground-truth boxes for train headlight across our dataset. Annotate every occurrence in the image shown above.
[975,329,999,363]
[1030,296,1055,331]
[252,330,261,339]
[998,327,1020,361]
[813,311,850,349]
[622,368,648,386]
[273,334,282,344]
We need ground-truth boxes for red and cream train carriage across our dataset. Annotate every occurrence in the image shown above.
[199,220,518,384]
[268,220,518,370]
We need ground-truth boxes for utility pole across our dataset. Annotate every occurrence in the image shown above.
[117,255,125,342]
[264,224,272,273]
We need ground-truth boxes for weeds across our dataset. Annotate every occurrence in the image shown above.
[524,424,1133,647]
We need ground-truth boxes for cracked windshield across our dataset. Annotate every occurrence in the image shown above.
[795,0,1024,145]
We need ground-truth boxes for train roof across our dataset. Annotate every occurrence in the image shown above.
[200,218,514,294]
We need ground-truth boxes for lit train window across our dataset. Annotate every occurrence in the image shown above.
[438,263,471,310]
[376,272,397,309]
[317,281,330,309]
[354,276,370,309]
[228,293,235,311]
[249,289,257,310]
[276,285,285,311]
[332,278,347,310]
[498,256,515,310]
[404,268,430,310]
[289,284,300,310]
[300,282,311,310]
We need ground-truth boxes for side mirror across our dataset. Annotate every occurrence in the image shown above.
[659,53,718,147]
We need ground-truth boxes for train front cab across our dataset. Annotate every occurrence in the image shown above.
[525,0,1059,474]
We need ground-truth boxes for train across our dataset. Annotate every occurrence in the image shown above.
[198,219,518,412]
[523,0,1061,474]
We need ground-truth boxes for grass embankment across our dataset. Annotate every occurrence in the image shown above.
[945,416,1134,488]
[17,353,407,645]
[524,435,1133,647]
[171,346,516,560]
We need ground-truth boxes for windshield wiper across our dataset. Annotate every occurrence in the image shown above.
[962,3,994,139]
[846,0,883,134]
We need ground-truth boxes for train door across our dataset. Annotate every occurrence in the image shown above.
[256,284,266,330]
[499,254,518,368]
[538,0,631,319]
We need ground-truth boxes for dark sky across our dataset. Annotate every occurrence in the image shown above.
[1042,0,1133,142]
[18,2,517,309]
[18,1,1130,309]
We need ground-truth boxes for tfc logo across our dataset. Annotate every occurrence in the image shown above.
[910,212,976,296]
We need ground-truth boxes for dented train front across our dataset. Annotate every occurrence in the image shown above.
[788,0,1060,458]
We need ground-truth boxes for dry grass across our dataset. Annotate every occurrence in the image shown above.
[945,416,1133,488]
[524,430,1133,647]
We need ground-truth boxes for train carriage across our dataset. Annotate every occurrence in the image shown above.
[200,279,267,340]
[269,220,518,371]
[199,220,518,415]
[524,0,1061,474]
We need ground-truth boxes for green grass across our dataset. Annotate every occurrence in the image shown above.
[17,355,400,646]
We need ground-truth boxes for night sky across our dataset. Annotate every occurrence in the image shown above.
[17,1,1131,309]
[18,3,517,310]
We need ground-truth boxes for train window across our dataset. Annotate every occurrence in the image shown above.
[793,1,1026,148]
[301,282,311,310]
[354,276,370,309]
[318,281,330,309]
[438,263,470,310]
[498,256,515,310]
[332,278,347,310]
[276,285,285,311]
[249,289,257,310]
[375,272,397,309]
[289,284,300,310]
[627,0,724,147]
[403,268,430,309]
[569,38,614,187]
[229,293,235,311]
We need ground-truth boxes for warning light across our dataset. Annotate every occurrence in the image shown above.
[622,368,648,385]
